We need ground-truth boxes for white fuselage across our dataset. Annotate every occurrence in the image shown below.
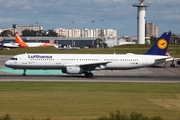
[25,43,57,47]
[0,42,20,48]
[5,53,169,70]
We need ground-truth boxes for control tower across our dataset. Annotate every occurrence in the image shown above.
[133,0,150,44]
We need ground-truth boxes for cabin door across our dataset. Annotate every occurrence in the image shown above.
[142,57,147,66]
[56,58,61,65]
[22,54,27,64]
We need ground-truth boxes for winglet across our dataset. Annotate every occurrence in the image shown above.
[144,32,171,56]
[15,33,28,48]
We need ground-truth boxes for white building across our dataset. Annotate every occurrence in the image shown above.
[54,28,118,38]
[12,24,43,35]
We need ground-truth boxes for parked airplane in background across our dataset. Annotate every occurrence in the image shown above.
[0,34,20,50]
[4,32,178,77]
[15,33,58,48]
[0,33,59,50]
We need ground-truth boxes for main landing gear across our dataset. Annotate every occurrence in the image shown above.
[170,59,175,68]
[22,69,26,76]
[163,59,176,68]
[84,71,93,78]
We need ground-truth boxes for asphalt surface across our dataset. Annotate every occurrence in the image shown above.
[0,55,180,82]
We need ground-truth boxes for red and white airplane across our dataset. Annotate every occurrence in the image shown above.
[15,33,58,48]
[0,33,58,50]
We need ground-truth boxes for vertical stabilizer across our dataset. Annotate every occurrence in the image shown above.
[15,33,28,48]
[0,34,9,44]
[144,32,171,55]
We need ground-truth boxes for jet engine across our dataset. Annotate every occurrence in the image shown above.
[173,58,180,66]
[62,66,84,74]
[177,60,180,65]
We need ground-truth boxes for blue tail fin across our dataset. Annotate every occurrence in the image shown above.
[0,34,9,44]
[144,32,171,56]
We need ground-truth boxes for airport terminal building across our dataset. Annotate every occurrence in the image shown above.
[3,36,134,48]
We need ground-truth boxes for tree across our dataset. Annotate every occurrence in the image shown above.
[46,30,58,37]
[150,36,158,44]
[96,38,102,48]
[95,38,107,48]
[22,29,36,36]
[38,30,46,36]
[1,30,13,37]
[87,110,163,120]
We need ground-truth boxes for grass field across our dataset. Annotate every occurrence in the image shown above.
[0,44,180,57]
[0,82,179,120]
[0,44,180,120]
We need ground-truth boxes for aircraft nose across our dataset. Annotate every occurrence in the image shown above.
[4,60,11,67]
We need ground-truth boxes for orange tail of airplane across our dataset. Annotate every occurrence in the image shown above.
[15,33,28,48]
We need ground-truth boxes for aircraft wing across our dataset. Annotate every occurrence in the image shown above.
[154,57,172,64]
[165,57,174,62]
[63,61,111,70]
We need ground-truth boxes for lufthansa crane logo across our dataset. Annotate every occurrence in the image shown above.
[157,39,167,49]
[0,37,3,42]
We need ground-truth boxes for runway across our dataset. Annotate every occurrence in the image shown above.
[0,55,180,82]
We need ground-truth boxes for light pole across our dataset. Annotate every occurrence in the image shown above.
[71,21,74,47]
[91,20,95,37]
[100,19,104,48]
[71,21,74,37]
[35,22,38,37]
[91,20,95,47]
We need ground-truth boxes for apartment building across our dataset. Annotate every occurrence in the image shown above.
[145,21,158,37]
[12,24,43,35]
[1,24,117,38]
[54,28,117,38]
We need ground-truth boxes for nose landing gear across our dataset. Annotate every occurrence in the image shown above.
[22,69,26,76]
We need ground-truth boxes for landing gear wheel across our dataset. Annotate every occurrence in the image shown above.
[84,72,93,78]
[22,69,26,76]
[170,64,175,68]
[170,59,175,68]
[173,64,175,67]
[22,73,26,76]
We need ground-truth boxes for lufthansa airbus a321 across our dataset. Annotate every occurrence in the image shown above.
[5,32,172,77]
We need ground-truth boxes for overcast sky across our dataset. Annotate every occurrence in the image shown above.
[0,0,180,36]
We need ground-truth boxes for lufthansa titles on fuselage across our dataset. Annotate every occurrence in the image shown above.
[28,55,53,59]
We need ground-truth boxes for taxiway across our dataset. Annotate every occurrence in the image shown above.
[0,55,180,82]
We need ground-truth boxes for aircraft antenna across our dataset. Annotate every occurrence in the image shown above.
[113,49,116,54]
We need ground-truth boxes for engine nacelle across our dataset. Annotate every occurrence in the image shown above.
[177,60,180,65]
[62,66,84,74]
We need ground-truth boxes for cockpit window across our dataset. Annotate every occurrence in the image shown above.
[10,58,18,60]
